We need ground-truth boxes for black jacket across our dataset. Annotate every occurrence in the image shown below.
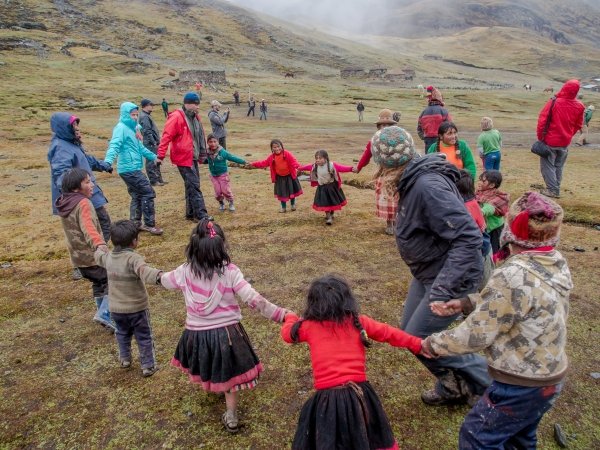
[395,153,483,301]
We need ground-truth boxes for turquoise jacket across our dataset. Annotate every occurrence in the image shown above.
[105,102,156,174]
[204,147,246,176]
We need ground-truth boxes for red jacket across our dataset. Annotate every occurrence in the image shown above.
[157,109,207,167]
[298,162,353,188]
[251,150,299,183]
[356,140,372,172]
[537,79,584,147]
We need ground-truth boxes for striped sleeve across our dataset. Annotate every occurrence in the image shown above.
[160,264,187,290]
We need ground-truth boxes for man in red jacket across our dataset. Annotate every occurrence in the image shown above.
[157,92,212,222]
[536,79,584,198]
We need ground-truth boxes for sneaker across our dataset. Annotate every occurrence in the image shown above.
[540,189,560,199]
[228,202,236,212]
[385,226,394,235]
[279,208,286,213]
[120,359,131,369]
[72,268,83,281]
[139,224,164,235]
[420,389,456,406]
[142,366,159,377]
[219,202,225,212]
[291,205,297,211]
[221,411,240,433]
[325,212,333,225]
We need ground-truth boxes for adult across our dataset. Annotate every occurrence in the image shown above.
[576,104,595,146]
[157,92,212,222]
[233,90,240,106]
[161,98,169,118]
[426,121,476,180]
[536,79,584,198]
[395,152,491,406]
[356,101,365,122]
[417,86,451,151]
[139,99,165,186]
[247,97,256,117]
[208,100,230,149]
[259,99,268,120]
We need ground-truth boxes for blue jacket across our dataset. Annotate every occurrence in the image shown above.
[105,102,156,174]
[48,112,111,214]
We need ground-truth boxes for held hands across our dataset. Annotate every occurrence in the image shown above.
[351,165,358,173]
[419,340,436,359]
[430,300,463,317]
[96,244,109,254]
[155,158,163,166]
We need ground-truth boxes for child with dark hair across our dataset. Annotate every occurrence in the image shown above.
[249,139,303,213]
[161,219,289,433]
[476,170,510,254]
[204,134,246,212]
[94,219,163,377]
[281,274,424,450]
[298,150,353,225]
[427,121,477,179]
[54,168,114,331]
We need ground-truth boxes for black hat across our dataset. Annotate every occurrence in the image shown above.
[141,99,154,107]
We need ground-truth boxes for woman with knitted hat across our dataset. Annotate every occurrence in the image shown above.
[354,110,406,234]
[424,191,572,449]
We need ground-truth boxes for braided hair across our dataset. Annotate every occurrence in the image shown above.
[291,274,371,347]
[270,139,284,153]
[436,121,458,153]
[185,219,230,280]
[311,149,336,183]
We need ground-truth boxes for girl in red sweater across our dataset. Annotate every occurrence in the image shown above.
[249,139,303,213]
[281,274,424,450]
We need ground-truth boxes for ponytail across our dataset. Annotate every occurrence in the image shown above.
[290,320,304,343]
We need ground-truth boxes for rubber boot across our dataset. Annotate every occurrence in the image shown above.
[93,295,116,332]
[94,296,103,310]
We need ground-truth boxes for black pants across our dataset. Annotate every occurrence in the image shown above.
[247,106,255,117]
[120,170,156,227]
[218,137,227,149]
[112,309,156,369]
[79,265,108,298]
[95,206,111,242]
[145,147,163,185]
[177,161,209,220]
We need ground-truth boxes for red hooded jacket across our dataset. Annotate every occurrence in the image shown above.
[157,109,207,167]
[537,80,584,147]
[251,150,299,183]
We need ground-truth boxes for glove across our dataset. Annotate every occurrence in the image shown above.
[99,161,113,173]
[155,158,162,166]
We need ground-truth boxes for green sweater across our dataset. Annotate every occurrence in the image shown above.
[481,203,504,232]
[205,148,246,176]
[476,129,502,156]
[427,139,476,180]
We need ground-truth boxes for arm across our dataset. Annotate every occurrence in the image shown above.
[159,264,185,290]
[49,146,76,192]
[230,267,287,323]
[251,155,272,169]
[476,134,484,157]
[480,202,495,218]
[332,162,354,173]
[93,247,109,268]
[298,163,313,172]
[223,110,230,123]
[281,312,303,343]
[104,127,123,166]
[139,115,157,148]
[536,101,552,140]
[221,149,246,165]
[286,151,300,170]
[459,141,477,179]
[209,111,225,127]
[417,112,425,140]
[157,114,178,159]
[360,315,422,354]
[137,140,157,161]
[356,141,372,172]
[130,253,163,285]
[76,200,106,250]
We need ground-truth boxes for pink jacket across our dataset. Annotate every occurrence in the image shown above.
[251,150,299,183]
[298,162,353,188]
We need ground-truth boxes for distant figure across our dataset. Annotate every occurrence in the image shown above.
[195,82,202,92]
[576,104,595,146]
[284,72,294,78]
[356,101,365,122]
[247,97,256,117]
[208,100,230,149]
[543,86,554,93]
[259,99,268,120]
[536,79,584,198]
[476,116,502,170]
[417,86,451,151]
[161,98,169,118]
[233,90,240,106]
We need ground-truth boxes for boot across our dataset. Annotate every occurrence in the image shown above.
[325,212,333,225]
[93,295,116,332]
[94,296,103,310]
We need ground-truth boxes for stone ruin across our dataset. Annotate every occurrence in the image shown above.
[164,69,227,90]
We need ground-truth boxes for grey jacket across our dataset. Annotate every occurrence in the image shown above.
[138,109,160,152]
[208,109,229,139]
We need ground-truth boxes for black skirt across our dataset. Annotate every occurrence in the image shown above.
[313,182,347,212]
[274,174,303,202]
[171,323,263,393]
[292,381,398,450]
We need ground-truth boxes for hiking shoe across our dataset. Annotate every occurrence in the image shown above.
[420,389,456,406]
[139,225,164,235]
[325,213,333,225]
[279,208,286,213]
[120,359,131,369]
[219,202,225,212]
[228,202,236,212]
[72,268,83,281]
[540,189,560,199]
[222,411,240,433]
[142,366,159,378]
[291,205,297,211]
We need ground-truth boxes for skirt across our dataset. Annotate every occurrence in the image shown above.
[292,381,399,450]
[171,323,263,393]
[274,174,303,202]
[313,182,347,212]
[374,177,398,220]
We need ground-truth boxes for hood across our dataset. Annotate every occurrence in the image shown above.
[50,112,77,142]
[119,102,139,130]
[556,79,580,100]
[397,153,460,194]
[55,192,86,217]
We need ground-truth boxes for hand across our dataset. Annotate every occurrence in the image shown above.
[430,300,463,316]
[352,165,358,173]
[419,339,436,359]
[155,158,163,166]
[106,165,113,174]
[97,244,109,253]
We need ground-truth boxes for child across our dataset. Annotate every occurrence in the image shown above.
[203,134,246,212]
[161,219,288,433]
[299,149,353,225]
[476,117,502,170]
[104,101,163,235]
[281,274,424,450]
[476,170,510,254]
[94,220,163,377]
[425,191,572,449]
[54,168,114,331]
[249,139,303,213]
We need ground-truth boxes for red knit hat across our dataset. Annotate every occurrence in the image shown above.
[500,191,563,249]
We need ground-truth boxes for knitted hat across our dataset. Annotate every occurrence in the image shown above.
[141,98,154,107]
[500,191,563,249]
[375,109,397,126]
[183,92,200,104]
[370,126,417,168]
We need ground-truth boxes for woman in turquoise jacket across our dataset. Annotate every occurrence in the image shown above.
[105,102,163,235]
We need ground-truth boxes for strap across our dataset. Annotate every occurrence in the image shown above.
[542,98,557,141]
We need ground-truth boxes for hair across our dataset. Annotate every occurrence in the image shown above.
[270,139,284,152]
[311,149,335,181]
[61,168,90,193]
[110,219,140,247]
[290,274,371,348]
[436,121,458,151]
[206,133,218,142]
[481,116,493,131]
[185,219,231,280]
[456,170,475,201]
[480,169,503,188]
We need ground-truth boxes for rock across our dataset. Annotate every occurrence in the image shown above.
[1,262,12,269]
[590,372,600,379]
[573,246,585,252]
[59,318,66,323]
[553,423,568,448]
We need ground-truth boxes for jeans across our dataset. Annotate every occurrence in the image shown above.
[459,381,563,449]
[540,146,568,196]
[119,170,156,227]
[260,111,267,120]
[95,206,111,242]
[177,161,208,220]
[112,309,156,369]
[483,151,501,170]
[400,278,491,399]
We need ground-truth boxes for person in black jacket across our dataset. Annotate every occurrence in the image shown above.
[139,99,165,186]
[395,153,491,406]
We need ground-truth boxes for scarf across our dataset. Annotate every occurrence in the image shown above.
[476,187,510,216]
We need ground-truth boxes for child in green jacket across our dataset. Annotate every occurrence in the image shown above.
[476,170,509,254]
